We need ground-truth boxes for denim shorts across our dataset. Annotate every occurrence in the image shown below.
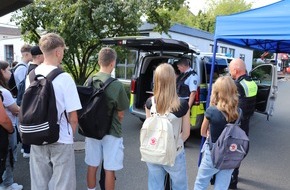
[85,135,124,171]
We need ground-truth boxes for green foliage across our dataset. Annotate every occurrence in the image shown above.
[200,0,252,33]
[170,6,196,27]
[13,0,185,84]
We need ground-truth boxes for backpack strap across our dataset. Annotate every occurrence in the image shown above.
[46,68,64,82]
[28,68,63,83]
[221,108,243,125]
[0,91,3,102]
[13,63,27,71]
[209,108,243,149]
[101,77,117,90]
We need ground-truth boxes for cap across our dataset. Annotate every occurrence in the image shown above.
[31,46,43,56]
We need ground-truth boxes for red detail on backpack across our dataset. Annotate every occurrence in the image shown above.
[150,137,157,145]
[229,144,237,152]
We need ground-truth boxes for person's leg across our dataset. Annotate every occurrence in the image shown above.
[50,143,76,190]
[87,166,98,189]
[30,145,52,190]
[2,130,16,187]
[214,168,234,190]
[146,163,166,190]
[194,144,218,190]
[99,162,105,190]
[104,170,115,190]
[85,137,102,190]
[102,135,124,189]
[166,150,188,190]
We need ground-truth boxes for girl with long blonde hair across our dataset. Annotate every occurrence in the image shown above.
[145,63,190,190]
[194,76,239,190]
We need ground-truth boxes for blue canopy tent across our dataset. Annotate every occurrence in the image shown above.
[199,0,287,165]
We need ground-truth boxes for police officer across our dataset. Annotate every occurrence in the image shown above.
[176,58,199,108]
[228,58,258,189]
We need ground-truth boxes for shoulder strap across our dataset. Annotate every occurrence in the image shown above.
[46,68,64,82]
[28,70,36,83]
[13,63,27,71]
[150,96,157,114]
[101,77,117,90]
[0,91,3,102]
[221,108,242,125]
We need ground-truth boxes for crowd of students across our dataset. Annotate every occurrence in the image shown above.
[0,32,257,190]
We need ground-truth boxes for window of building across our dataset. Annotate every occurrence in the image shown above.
[220,46,227,54]
[5,45,14,64]
[240,54,245,61]
[115,50,137,80]
[229,48,235,57]
[210,44,218,53]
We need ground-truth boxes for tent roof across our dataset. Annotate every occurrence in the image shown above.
[214,0,290,53]
[0,0,33,17]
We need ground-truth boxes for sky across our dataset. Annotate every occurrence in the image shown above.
[0,0,282,25]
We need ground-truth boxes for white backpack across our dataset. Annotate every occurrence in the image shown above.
[140,97,177,166]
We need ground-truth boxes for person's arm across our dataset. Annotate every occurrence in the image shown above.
[117,110,125,122]
[188,91,196,108]
[0,100,13,133]
[7,103,19,116]
[181,110,190,142]
[68,111,78,134]
[200,116,210,138]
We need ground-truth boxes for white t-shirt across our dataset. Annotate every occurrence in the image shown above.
[26,64,82,144]
[0,86,17,125]
[184,68,199,92]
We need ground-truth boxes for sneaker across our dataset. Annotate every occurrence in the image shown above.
[20,149,24,154]
[23,153,30,158]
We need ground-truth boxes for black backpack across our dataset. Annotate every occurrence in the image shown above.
[7,64,26,98]
[77,77,116,139]
[19,68,64,145]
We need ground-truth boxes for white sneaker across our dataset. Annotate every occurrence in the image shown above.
[20,149,24,154]
[23,153,30,158]
[7,183,23,190]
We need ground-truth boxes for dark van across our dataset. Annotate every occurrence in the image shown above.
[102,37,278,130]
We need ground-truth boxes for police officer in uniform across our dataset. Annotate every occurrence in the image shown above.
[228,58,258,189]
[176,58,199,108]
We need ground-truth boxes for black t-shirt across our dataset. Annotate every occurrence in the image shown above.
[205,106,228,143]
[145,98,189,118]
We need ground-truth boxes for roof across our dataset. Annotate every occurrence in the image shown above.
[139,22,214,41]
[0,26,21,36]
[214,0,290,53]
[0,0,33,17]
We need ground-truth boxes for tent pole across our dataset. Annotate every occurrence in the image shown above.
[198,40,218,166]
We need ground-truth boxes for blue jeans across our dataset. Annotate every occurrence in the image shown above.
[2,127,18,187]
[30,143,76,190]
[147,150,188,190]
[194,143,233,190]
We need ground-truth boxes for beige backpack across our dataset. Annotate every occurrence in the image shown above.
[140,97,178,166]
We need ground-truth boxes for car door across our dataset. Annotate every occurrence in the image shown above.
[250,64,278,117]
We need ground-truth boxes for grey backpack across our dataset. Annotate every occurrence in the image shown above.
[210,109,249,170]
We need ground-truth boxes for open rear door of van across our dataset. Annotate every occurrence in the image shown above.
[101,37,199,54]
[250,64,278,118]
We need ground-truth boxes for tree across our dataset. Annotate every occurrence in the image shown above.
[13,0,186,84]
[194,0,252,33]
